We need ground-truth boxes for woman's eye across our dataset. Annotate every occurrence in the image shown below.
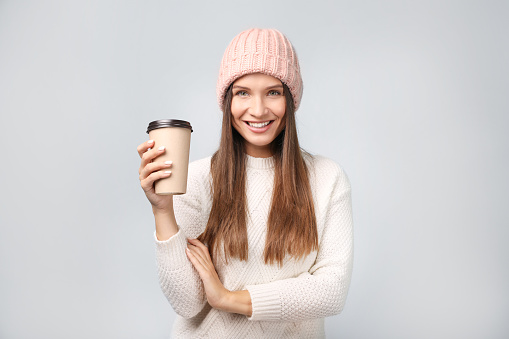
[268,90,281,96]
[235,91,248,97]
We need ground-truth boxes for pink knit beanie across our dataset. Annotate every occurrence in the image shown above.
[217,28,303,111]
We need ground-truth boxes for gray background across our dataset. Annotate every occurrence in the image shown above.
[0,0,508,338]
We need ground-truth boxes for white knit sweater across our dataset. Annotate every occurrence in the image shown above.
[155,154,353,338]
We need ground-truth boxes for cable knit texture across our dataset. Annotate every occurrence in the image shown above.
[155,154,353,338]
[217,28,303,111]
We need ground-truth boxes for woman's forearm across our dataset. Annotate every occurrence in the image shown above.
[153,202,179,241]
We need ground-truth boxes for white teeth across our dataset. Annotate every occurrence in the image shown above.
[247,121,270,128]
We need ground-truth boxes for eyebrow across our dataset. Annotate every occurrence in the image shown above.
[232,84,284,90]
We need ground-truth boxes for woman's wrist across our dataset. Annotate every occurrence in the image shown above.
[151,197,174,216]
[220,290,252,317]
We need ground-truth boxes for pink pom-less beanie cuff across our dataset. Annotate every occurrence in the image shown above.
[217,28,303,111]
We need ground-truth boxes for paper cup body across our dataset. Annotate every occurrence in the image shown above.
[147,120,192,195]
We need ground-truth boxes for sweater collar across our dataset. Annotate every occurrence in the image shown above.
[246,154,275,169]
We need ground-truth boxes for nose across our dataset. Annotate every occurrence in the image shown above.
[249,95,268,118]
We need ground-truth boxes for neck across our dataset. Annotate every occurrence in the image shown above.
[244,144,273,158]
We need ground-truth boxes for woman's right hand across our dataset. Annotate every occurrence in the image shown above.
[137,139,174,213]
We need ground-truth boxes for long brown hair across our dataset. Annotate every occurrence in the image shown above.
[198,82,318,266]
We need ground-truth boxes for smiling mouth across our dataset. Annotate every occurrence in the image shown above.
[246,121,272,128]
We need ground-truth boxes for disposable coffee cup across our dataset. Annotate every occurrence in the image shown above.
[146,119,193,195]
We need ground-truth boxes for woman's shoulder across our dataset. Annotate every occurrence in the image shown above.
[304,152,351,192]
[186,156,213,190]
[188,156,212,176]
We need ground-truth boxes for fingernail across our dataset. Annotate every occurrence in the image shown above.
[148,140,154,144]
[164,161,173,165]
[158,146,165,151]
[164,171,171,174]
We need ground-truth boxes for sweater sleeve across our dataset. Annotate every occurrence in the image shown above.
[155,158,211,318]
[245,162,354,322]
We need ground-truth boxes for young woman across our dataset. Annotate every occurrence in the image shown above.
[137,28,353,338]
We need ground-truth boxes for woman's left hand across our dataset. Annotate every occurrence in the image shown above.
[185,238,230,311]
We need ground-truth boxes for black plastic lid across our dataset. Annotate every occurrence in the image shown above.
[146,119,193,133]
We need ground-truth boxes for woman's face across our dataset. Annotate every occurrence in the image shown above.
[230,73,286,158]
